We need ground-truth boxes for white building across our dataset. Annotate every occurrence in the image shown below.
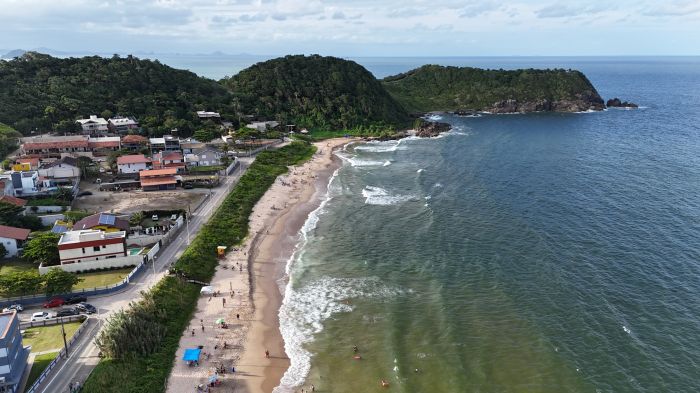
[37,157,80,186]
[196,111,221,119]
[76,115,109,135]
[0,171,40,196]
[117,155,151,174]
[245,121,279,132]
[185,147,224,168]
[108,117,139,134]
[57,230,127,265]
[0,225,30,258]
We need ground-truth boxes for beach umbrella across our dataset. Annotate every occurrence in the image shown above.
[215,318,225,324]
[200,286,214,295]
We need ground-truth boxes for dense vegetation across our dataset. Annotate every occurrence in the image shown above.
[382,65,603,112]
[0,52,234,136]
[223,55,411,130]
[0,267,81,297]
[84,142,316,393]
[0,122,21,161]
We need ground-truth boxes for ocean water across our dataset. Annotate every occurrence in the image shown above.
[274,58,700,392]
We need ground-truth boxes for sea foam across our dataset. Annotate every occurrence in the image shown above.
[362,186,416,206]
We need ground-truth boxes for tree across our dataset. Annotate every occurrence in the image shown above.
[77,156,94,179]
[0,201,25,226]
[0,243,6,259]
[23,232,61,266]
[0,270,44,296]
[43,268,82,296]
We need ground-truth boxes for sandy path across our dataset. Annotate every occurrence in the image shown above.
[166,138,352,393]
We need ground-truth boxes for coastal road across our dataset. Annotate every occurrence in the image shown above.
[30,157,254,393]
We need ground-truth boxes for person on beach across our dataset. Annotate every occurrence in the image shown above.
[265,349,270,358]
[236,313,240,320]
[201,324,205,332]
[191,329,195,336]
[222,298,226,307]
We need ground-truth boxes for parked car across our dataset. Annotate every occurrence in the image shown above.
[42,297,65,308]
[65,295,88,305]
[2,304,23,313]
[75,303,97,314]
[152,214,159,221]
[56,308,79,317]
[183,183,193,189]
[30,311,52,322]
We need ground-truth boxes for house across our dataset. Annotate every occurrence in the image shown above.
[152,151,185,172]
[88,136,121,155]
[73,213,130,232]
[185,147,224,168]
[117,155,151,174]
[76,115,109,135]
[180,140,206,155]
[0,224,31,258]
[0,310,30,393]
[149,135,180,153]
[108,116,139,134]
[57,229,127,265]
[0,195,27,208]
[246,121,279,132]
[139,168,178,191]
[12,158,39,171]
[0,171,40,196]
[37,157,81,185]
[121,134,149,152]
[20,135,90,158]
[196,111,221,119]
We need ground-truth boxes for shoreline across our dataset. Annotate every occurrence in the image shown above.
[165,138,352,393]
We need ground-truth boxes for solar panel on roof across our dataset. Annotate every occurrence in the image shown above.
[52,224,68,234]
[99,213,116,226]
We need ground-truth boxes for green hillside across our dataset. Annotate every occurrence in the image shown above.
[222,55,411,130]
[0,52,234,136]
[0,123,21,161]
[382,65,604,113]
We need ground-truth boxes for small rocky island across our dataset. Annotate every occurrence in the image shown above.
[606,98,638,108]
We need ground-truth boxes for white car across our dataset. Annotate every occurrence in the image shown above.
[152,215,159,221]
[2,304,23,313]
[30,312,52,322]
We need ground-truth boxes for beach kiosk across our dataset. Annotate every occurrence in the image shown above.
[183,348,202,367]
[217,246,227,259]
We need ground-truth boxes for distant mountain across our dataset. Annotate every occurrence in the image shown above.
[0,52,234,136]
[1,49,26,59]
[382,65,605,113]
[222,55,411,130]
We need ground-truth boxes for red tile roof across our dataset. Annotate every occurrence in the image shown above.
[140,177,177,186]
[121,135,148,144]
[117,155,151,165]
[139,168,178,177]
[88,141,121,148]
[0,195,28,207]
[0,225,31,240]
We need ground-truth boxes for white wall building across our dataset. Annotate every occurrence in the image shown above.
[76,115,109,134]
[0,225,30,258]
[117,155,151,174]
[57,230,127,265]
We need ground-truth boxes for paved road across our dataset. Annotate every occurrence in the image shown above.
[31,157,253,393]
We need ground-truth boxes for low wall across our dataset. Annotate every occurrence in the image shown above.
[38,255,143,275]
[36,213,65,226]
[20,315,86,329]
[226,160,240,175]
[126,234,163,247]
[25,205,68,214]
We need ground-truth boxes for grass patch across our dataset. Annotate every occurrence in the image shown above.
[187,165,223,173]
[25,352,59,390]
[83,142,317,393]
[0,259,34,275]
[23,322,82,353]
[74,268,133,290]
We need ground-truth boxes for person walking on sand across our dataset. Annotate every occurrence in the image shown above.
[192,329,195,336]
[236,313,240,320]
[222,298,226,307]
[265,349,270,358]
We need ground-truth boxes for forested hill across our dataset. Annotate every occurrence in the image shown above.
[382,65,605,113]
[0,52,233,136]
[222,55,411,130]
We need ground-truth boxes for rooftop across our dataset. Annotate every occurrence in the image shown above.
[121,134,148,144]
[58,229,125,245]
[76,115,108,125]
[73,213,130,231]
[0,311,16,340]
[0,224,31,240]
[139,168,178,177]
[117,155,151,165]
[0,195,27,207]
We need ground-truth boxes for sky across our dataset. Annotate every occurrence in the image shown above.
[1,0,699,56]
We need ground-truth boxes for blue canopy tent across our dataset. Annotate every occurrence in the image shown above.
[183,348,202,362]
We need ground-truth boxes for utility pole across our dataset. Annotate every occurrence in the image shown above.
[60,317,69,358]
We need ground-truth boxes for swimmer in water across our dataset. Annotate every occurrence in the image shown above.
[353,345,358,353]
[381,379,390,388]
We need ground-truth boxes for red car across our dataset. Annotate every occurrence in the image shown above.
[42,298,65,308]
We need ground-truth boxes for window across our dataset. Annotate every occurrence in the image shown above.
[93,246,100,252]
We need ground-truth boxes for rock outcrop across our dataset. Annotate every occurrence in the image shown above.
[489,91,605,114]
[415,121,452,138]
[606,98,638,108]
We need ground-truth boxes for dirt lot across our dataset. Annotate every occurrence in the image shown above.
[73,180,208,213]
